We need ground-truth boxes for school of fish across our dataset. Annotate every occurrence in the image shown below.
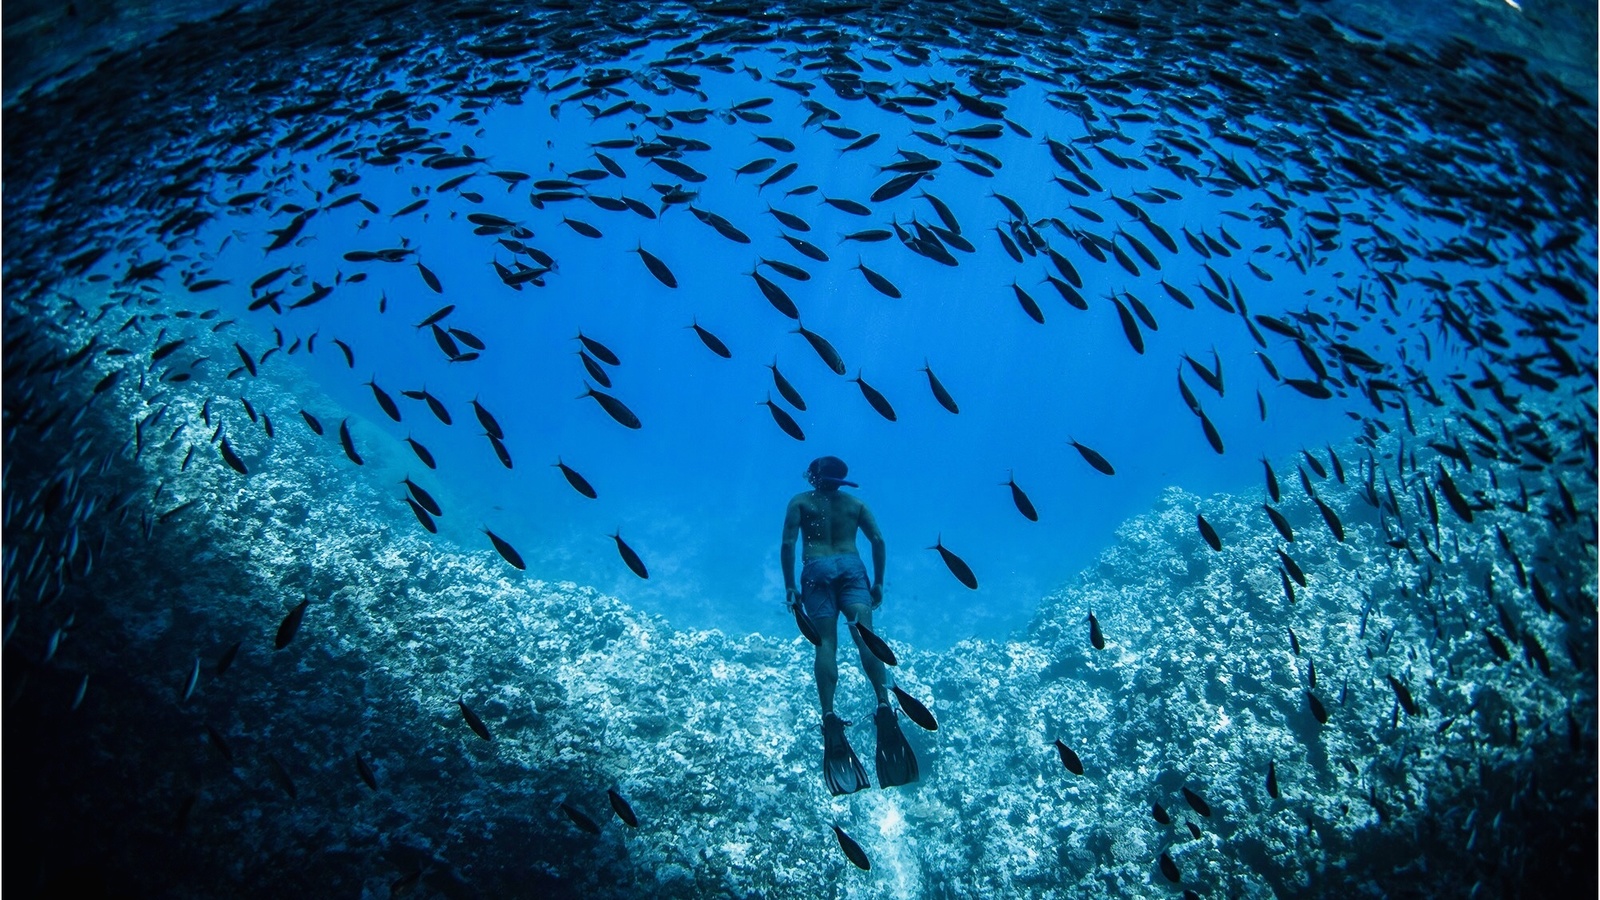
[1,0,1594,895]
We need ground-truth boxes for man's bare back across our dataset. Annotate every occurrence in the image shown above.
[787,489,880,560]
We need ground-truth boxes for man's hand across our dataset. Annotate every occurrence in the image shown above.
[869,584,883,610]
[785,587,800,612]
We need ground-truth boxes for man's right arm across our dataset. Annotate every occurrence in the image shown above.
[858,502,886,604]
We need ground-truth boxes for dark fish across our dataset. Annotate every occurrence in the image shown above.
[484,527,525,570]
[415,305,455,329]
[1184,353,1222,395]
[1277,549,1306,587]
[1005,473,1038,521]
[1053,739,1084,775]
[1088,610,1104,650]
[793,322,845,375]
[608,789,638,828]
[921,361,959,413]
[689,207,752,244]
[760,395,805,441]
[275,598,309,650]
[892,685,937,731]
[750,269,799,319]
[576,332,620,366]
[842,229,891,243]
[1263,505,1294,542]
[1483,629,1511,662]
[561,802,600,834]
[995,227,1022,263]
[1301,450,1327,479]
[1263,458,1280,502]
[152,339,186,363]
[1159,852,1181,883]
[767,205,809,231]
[467,398,499,441]
[219,437,248,475]
[1159,280,1195,309]
[832,825,870,871]
[459,698,493,741]
[689,320,732,358]
[758,162,798,191]
[612,531,648,578]
[405,496,437,533]
[781,233,828,261]
[339,419,363,465]
[633,245,677,288]
[822,195,871,216]
[406,436,436,469]
[1068,439,1115,475]
[1313,496,1345,542]
[734,157,777,177]
[1198,410,1224,455]
[852,621,897,666]
[1308,691,1328,724]
[403,477,441,516]
[416,262,442,293]
[929,534,977,589]
[870,172,925,203]
[855,259,900,298]
[768,360,806,411]
[416,389,451,424]
[1181,786,1211,817]
[1285,379,1332,400]
[1177,369,1202,415]
[1387,675,1419,716]
[367,378,401,421]
[1266,761,1280,799]
[554,459,597,498]
[1196,514,1221,551]
[1109,295,1144,354]
[562,217,602,238]
[580,383,641,429]
[1437,466,1473,523]
[1152,803,1171,825]
[1012,281,1044,323]
[355,753,378,790]
[851,372,896,421]
[760,258,810,281]
[234,343,256,376]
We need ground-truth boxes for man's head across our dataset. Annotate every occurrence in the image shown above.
[806,456,858,490]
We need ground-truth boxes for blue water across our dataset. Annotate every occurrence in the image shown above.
[3,0,1595,896]
[142,50,1518,650]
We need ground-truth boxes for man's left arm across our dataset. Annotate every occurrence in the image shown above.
[781,498,801,609]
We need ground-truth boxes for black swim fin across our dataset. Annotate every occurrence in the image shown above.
[822,713,869,796]
[874,704,919,788]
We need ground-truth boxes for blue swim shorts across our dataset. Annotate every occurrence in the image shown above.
[799,554,872,621]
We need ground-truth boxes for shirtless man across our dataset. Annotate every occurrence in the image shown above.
[781,455,915,794]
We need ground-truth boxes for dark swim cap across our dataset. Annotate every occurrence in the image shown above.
[807,456,857,487]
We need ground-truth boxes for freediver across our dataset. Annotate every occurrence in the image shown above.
[781,455,918,795]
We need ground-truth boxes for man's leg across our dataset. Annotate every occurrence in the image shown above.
[814,613,840,715]
[844,603,890,705]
